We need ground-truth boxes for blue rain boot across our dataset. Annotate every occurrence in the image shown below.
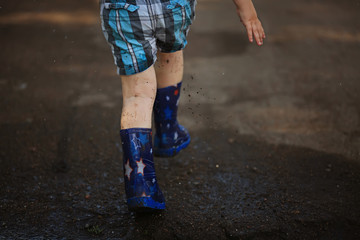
[120,128,165,212]
[153,82,191,157]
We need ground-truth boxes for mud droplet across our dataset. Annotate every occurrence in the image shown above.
[228,138,235,144]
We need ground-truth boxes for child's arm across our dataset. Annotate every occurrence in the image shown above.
[232,0,266,46]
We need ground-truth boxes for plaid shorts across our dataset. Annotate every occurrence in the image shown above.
[100,0,196,75]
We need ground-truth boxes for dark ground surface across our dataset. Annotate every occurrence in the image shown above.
[1,0,360,239]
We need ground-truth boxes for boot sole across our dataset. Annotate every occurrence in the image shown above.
[153,136,191,157]
[127,197,166,212]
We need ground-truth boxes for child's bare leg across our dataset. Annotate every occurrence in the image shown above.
[152,50,190,157]
[155,50,183,88]
[119,66,165,211]
[120,66,157,129]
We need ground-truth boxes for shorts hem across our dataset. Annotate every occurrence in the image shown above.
[117,57,157,76]
[158,42,188,54]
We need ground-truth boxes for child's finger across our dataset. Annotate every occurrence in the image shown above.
[256,22,265,43]
[255,20,265,39]
[259,24,265,39]
[252,23,262,45]
[245,24,254,43]
[262,29,266,38]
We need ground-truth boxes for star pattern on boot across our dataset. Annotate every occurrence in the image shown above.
[136,158,146,176]
[125,159,133,181]
[138,133,149,146]
[141,191,150,197]
[131,135,141,150]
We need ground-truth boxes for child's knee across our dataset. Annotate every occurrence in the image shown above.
[131,83,156,100]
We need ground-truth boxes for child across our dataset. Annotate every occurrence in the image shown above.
[100,0,265,212]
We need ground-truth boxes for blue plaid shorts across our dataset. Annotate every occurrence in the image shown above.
[100,0,196,75]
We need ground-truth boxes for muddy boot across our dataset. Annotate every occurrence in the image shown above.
[153,82,191,157]
[120,128,165,212]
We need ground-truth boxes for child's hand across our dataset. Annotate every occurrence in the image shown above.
[233,0,265,46]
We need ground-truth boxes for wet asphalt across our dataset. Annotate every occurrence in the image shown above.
[1,0,360,239]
